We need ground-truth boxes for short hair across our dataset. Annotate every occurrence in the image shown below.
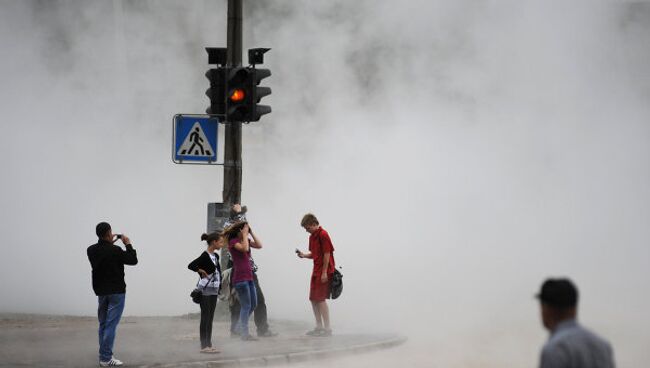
[300,213,319,227]
[96,222,111,238]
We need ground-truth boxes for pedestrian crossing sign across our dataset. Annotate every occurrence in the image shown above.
[173,114,219,164]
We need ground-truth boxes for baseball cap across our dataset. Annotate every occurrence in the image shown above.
[536,278,578,308]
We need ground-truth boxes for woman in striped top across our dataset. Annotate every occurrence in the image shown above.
[188,232,225,353]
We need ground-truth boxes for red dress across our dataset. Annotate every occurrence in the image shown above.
[308,227,335,301]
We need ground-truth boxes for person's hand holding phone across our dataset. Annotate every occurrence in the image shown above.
[120,234,131,246]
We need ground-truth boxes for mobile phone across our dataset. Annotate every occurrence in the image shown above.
[295,248,300,254]
[116,234,122,239]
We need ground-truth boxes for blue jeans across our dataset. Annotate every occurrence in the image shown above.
[234,280,257,337]
[97,293,125,362]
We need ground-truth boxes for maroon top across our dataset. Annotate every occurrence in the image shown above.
[229,238,253,283]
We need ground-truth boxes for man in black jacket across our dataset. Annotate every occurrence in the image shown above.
[87,222,138,367]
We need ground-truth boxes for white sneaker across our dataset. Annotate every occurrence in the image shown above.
[99,357,124,366]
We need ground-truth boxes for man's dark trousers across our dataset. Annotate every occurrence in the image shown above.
[230,273,269,335]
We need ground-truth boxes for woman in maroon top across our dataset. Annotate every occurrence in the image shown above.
[224,221,263,341]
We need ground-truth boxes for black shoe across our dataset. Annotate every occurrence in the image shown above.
[258,330,278,337]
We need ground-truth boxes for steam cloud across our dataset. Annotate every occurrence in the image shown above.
[0,1,648,366]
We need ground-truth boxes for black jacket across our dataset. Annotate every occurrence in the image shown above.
[188,251,221,278]
[87,240,138,296]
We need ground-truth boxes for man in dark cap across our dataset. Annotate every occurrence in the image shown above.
[87,222,138,367]
[536,278,615,368]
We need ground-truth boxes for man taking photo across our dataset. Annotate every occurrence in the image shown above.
[87,222,138,367]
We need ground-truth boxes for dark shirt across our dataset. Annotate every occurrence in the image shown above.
[188,251,222,295]
[87,240,138,296]
[188,251,221,276]
[540,319,615,368]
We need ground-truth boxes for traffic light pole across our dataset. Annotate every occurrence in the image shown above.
[223,0,243,206]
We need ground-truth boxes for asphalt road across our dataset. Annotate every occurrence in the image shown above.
[0,314,405,367]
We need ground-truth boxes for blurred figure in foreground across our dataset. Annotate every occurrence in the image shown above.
[297,213,336,337]
[87,222,138,367]
[536,278,615,368]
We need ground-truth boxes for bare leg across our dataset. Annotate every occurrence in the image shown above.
[310,301,323,329]
[318,301,331,330]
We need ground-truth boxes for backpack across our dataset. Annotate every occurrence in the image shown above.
[330,268,343,299]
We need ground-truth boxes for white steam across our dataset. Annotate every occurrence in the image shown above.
[0,1,648,366]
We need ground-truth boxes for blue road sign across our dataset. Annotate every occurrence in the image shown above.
[173,114,219,164]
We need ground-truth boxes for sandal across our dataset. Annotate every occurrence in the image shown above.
[305,327,324,336]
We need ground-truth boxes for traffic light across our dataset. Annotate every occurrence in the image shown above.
[247,68,272,122]
[225,67,250,122]
[205,67,226,115]
[204,47,272,122]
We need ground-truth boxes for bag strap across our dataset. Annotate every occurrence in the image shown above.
[199,251,220,289]
[198,274,215,290]
[198,253,216,290]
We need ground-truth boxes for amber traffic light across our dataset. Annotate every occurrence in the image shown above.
[230,89,246,102]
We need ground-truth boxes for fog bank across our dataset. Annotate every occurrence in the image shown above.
[0,1,648,366]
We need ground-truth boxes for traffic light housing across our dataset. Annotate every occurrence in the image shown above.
[205,67,226,115]
[247,68,272,122]
[223,67,272,122]
[204,47,272,122]
[225,67,250,122]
